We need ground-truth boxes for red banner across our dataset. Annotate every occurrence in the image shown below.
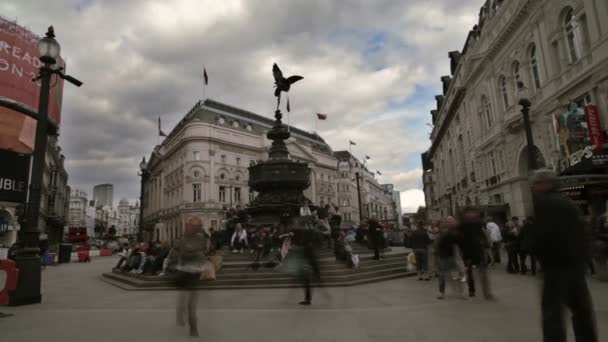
[584,105,604,152]
[0,16,65,153]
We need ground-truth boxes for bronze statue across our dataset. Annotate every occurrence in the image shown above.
[273,63,303,111]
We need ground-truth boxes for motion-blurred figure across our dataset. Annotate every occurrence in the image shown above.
[170,217,208,337]
[532,170,597,342]
[436,216,465,299]
[459,207,494,299]
[292,228,320,305]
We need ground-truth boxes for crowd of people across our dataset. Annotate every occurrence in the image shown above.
[408,171,602,342]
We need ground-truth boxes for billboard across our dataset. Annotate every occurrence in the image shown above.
[0,16,65,153]
[0,149,30,203]
[554,104,606,170]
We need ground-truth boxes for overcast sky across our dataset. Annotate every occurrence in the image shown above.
[2,0,481,213]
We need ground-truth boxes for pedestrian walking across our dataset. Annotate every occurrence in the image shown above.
[368,217,384,260]
[292,228,320,305]
[518,217,537,275]
[503,218,521,273]
[531,170,597,342]
[458,207,495,300]
[170,217,208,337]
[485,218,502,265]
[427,223,440,278]
[410,224,432,280]
[436,216,465,299]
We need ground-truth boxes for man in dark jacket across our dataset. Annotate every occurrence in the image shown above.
[367,217,384,260]
[410,225,431,280]
[531,171,597,342]
[518,217,537,275]
[459,207,494,299]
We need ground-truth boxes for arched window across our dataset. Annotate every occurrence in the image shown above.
[499,75,509,109]
[529,44,542,89]
[481,96,493,128]
[512,61,521,96]
[564,8,580,62]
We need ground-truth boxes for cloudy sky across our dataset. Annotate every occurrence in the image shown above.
[3,0,481,213]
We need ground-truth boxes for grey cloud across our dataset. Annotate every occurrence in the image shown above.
[4,0,480,201]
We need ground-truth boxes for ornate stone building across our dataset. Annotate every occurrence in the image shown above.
[142,99,400,242]
[117,198,139,238]
[142,99,340,242]
[423,0,608,223]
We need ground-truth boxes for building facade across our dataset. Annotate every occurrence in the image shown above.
[69,189,88,227]
[93,183,114,208]
[142,99,400,242]
[117,198,139,238]
[423,0,608,223]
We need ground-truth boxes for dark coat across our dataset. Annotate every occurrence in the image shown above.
[459,222,486,264]
[533,191,587,268]
[410,229,431,250]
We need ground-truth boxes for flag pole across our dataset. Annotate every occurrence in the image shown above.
[315,115,318,141]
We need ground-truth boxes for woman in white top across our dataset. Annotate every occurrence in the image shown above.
[231,223,248,253]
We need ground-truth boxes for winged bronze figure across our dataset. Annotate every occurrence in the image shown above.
[273,63,303,111]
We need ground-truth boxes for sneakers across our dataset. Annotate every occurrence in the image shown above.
[437,293,445,300]
[298,300,311,306]
[231,249,238,254]
[158,272,166,277]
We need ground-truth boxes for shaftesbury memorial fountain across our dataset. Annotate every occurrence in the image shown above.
[246,64,310,230]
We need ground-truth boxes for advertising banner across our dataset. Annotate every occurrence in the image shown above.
[584,105,604,151]
[554,104,606,169]
[0,149,30,203]
[0,16,65,152]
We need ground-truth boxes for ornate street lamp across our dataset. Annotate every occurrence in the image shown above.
[138,157,149,242]
[11,26,81,306]
[517,81,537,172]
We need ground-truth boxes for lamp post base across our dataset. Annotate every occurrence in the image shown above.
[10,251,42,306]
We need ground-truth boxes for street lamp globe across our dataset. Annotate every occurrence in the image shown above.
[37,26,60,65]
[517,81,531,107]
[140,157,147,171]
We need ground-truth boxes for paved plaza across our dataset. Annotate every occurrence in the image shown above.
[1,257,607,342]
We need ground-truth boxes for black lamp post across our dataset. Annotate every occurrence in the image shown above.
[11,26,81,306]
[138,157,149,242]
[517,81,537,172]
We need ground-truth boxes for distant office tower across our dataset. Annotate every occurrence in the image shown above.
[93,184,114,207]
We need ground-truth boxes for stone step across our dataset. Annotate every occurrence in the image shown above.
[101,269,414,291]
[220,252,406,269]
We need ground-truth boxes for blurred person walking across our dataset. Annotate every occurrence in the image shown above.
[410,224,432,280]
[531,171,597,342]
[170,217,208,337]
[292,228,320,305]
[503,218,521,273]
[368,217,385,260]
[459,207,495,299]
[436,216,465,299]
[519,217,537,275]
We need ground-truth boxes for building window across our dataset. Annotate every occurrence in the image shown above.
[564,8,580,62]
[234,187,241,203]
[489,152,497,176]
[220,173,225,180]
[499,75,509,109]
[193,170,201,178]
[193,184,202,202]
[481,96,493,128]
[529,44,541,89]
[512,61,521,96]
[221,155,226,163]
[236,157,241,166]
[193,151,200,161]
[219,186,226,203]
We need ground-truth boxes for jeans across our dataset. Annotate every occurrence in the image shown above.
[491,242,502,264]
[414,249,429,277]
[541,266,597,342]
[465,260,492,298]
[175,272,201,336]
[519,252,537,275]
[506,244,520,273]
[438,257,463,295]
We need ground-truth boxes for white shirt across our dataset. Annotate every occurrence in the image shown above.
[300,206,312,216]
[486,222,502,242]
